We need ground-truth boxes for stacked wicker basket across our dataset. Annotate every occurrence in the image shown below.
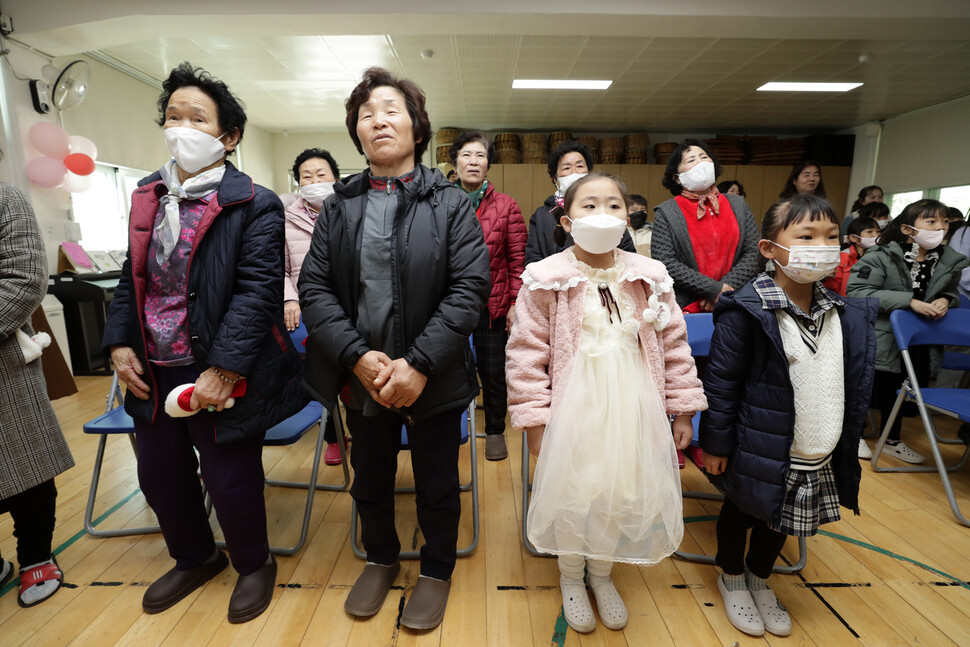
[435,128,460,165]
[521,133,547,164]
[494,133,521,164]
[654,142,677,166]
[623,133,649,164]
[597,137,623,164]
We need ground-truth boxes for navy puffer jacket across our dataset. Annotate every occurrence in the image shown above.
[699,281,877,524]
[299,165,490,421]
[103,162,308,443]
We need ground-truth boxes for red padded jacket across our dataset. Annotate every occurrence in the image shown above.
[476,183,527,321]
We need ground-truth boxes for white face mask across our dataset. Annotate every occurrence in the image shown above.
[567,213,627,254]
[858,236,879,250]
[907,226,945,250]
[300,182,335,210]
[875,219,889,230]
[165,127,227,174]
[556,172,586,196]
[772,243,841,284]
[678,161,716,193]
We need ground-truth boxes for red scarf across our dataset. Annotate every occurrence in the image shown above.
[680,186,721,218]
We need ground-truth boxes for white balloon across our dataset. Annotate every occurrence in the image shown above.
[69,135,98,160]
[64,171,93,193]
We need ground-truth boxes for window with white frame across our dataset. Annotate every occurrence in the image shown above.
[885,184,970,220]
[70,162,149,252]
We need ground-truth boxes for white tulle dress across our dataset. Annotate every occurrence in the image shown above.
[527,253,684,564]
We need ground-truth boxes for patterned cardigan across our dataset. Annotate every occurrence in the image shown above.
[505,248,707,430]
[0,182,74,499]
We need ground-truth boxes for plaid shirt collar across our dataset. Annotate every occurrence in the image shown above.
[368,169,416,192]
[753,272,841,323]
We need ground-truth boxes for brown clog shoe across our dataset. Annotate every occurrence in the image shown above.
[344,562,401,617]
[143,550,229,614]
[400,576,451,630]
[228,556,277,624]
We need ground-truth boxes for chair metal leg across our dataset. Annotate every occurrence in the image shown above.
[84,433,160,538]
[673,535,808,574]
[351,402,480,560]
[265,406,350,492]
[871,377,970,527]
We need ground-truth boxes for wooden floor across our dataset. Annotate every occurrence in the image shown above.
[2,376,970,646]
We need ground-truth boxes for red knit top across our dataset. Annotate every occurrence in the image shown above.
[675,194,739,313]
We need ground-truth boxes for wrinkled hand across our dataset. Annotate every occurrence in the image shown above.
[505,305,516,334]
[354,350,393,407]
[110,345,150,400]
[930,297,950,319]
[189,367,238,412]
[703,451,728,475]
[715,283,734,304]
[910,299,940,319]
[375,358,428,408]
[526,425,545,457]
[284,301,302,332]
[672,415,694,450]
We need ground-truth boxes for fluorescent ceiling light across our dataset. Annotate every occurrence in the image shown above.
[512,79,612,90]
[757,82,863,92]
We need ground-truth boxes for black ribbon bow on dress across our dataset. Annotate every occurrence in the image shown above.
[598,282,622,324]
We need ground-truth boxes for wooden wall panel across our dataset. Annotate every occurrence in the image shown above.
[824,166,851,220]
[486,165,504,195]
[733,166,767,224]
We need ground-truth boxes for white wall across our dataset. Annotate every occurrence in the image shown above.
[874,96,970,195]
[841,122,881,215]
[236,124,275,189]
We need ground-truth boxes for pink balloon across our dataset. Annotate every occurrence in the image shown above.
[26,157,68,188]
[69,135,98,160]
[28,122,71,159]
[64,171,92,193]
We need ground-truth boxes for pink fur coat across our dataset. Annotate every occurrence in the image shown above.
[506,249,707,430]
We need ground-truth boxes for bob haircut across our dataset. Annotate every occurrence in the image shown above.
[857,201,890,222]
[851,184,883,213]
[780,160,827,200]
[291,148,340,183]
[760,194,840,270]
[552,173,630,248]
[344,66,432,165]
[661,139,722,197]
[843,216,878,249]
[448,131,494,169]
[547,140,594,180]
[716,180,745,197]
[877,198,949,246]
[156,62,247,145]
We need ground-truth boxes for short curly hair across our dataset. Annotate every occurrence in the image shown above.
[156,62,247,144]
[661,139,722,196]
[448,131,494,168]
[547,140,594,179]
[291,148,340,183]
[345,67,432,166]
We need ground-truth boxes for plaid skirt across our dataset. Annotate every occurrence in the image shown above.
[769,462,841,537]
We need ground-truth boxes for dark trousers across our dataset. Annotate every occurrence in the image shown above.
[472,311,508,435]
[715,498,788,579]
[134,364,269,576]
[872,347,930,442]
[345,406,462,580]
[0,479,57,567]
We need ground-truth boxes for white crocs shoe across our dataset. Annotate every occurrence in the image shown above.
[748,585,792,636]
[588,576,628,630]
[717,574,765,636]
[858,438,872,459]
[560,578,596,633]
[883,441,925,464]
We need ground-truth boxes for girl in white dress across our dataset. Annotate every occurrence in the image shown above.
[507,174,707,633]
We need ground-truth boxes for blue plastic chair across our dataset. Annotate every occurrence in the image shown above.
[940,294,970,370]
[872,310,970,526]
[349,400,480,560]
[674,313,808,574]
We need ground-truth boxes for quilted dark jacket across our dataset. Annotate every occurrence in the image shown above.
[699,281,877,524]
[102,162,308,443]
[298,165,490,421]
[524,194,636,266]
[476,183,527,321]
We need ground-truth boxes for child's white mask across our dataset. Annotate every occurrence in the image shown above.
[567,213,627,254]
[771,243,841,284]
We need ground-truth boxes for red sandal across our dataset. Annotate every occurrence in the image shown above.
[18,557,63,608]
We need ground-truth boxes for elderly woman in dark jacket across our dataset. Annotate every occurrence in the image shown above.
[651,139,760,312]
[103,63,306,624]
[299,67,489,631]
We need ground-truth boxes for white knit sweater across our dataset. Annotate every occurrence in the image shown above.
[776,309,845,470]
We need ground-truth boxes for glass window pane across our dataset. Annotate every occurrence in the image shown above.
[939,185,970,218]
[71,165,127,251]
[887,190,924,218]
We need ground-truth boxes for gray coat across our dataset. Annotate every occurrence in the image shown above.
[651,194,760,308]
[0,182,74,501]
